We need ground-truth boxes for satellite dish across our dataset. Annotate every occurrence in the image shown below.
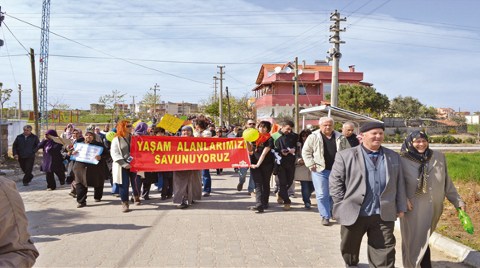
[298,69,303,75]
[274,66,282,74]
[285,67,292,74]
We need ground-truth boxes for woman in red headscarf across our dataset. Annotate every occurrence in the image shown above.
[35,129,66,190]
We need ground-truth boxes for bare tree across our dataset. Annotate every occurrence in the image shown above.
[0,82,13,122]
[99,90,127,123]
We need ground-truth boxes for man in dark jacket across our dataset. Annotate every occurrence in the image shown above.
[12,125,40,186]
[273,119,298,210]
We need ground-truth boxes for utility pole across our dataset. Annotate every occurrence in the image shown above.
[18,84,22,119]
[150,83,159,116]
[217,66,225,127]
[30,48,39,135]
[293,57,299,134]
[328,10,346,107]
[226,86,231,127]
[131,96,135,117]
[212,76,218,101]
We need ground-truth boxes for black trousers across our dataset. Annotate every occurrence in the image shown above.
[251,163,273,209]
[277,162,295,204]
[76,183,104,204]
[340,215,396,267]
[19,157,35,184]
[46,169,66,190]
[161,172,173,198]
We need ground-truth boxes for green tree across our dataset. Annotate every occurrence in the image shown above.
[200,93,253,126]
[389,96,424,126]
[333,84,389,118]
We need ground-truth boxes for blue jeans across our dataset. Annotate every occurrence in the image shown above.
[311,169,332,219]
[119,168,136,202]
[111,183,119,195]
[202,169,211,193]
[300,181,315,205]
[238,167,255,193]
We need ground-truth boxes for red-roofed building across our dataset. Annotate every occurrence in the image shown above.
[252,61,366,124]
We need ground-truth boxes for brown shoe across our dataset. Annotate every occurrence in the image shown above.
[134,196,141,205]
[283,204,291,211]
[276,193,284,204]
[122,202,131,213]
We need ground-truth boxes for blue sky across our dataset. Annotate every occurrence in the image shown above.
[1,0,479,113]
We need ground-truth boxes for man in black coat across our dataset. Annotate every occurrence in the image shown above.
[273,119,299,210]
[12,125,40,186]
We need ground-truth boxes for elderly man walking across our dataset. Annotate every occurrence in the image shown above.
[302,117,350,225]
[329,122,407,267]
[12,125,40,186]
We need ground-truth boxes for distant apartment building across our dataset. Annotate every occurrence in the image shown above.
[436,108,455,119]
[164,101,199,115]
[252,60,366,124]
[90,104,105,114]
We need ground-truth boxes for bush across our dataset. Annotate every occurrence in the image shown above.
[430,135,462,144]
[463,137,477,144]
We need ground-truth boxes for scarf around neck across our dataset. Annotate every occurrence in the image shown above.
[400,131,433,194]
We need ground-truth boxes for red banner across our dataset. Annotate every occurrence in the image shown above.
[130,136,251,172]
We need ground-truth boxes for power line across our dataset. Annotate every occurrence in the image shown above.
[1,22,29,53]
[6,13,211,85]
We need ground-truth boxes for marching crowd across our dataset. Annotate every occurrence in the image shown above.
[9,115,468,267]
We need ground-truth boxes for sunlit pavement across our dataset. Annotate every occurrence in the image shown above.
[13,169,467,267]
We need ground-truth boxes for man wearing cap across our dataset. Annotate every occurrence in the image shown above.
[302,117,350,225]
[329,121,407,267]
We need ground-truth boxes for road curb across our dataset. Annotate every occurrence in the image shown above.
[395,220,479,266]
[430,232,480,267]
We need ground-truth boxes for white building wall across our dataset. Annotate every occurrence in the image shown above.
[465,115,480,124]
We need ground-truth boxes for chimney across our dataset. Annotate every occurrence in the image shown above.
[348,65,355,72]
[302,60,306,68]
[314,60,328,66]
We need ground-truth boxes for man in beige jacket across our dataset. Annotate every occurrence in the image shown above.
[302,117,350,226]
[0,177,39,267]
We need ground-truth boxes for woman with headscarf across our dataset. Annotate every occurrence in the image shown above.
[173,126,202,209]
[35,130,66,190]
[399,130,466,267]
[65,129,85,197]
[71,130,107,208]
[248,121,274,213]
[111,120,136,212]
[61,123,75,139]
[131,122,156,204]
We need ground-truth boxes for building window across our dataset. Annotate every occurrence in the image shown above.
[292,85,306,95]
[322,83,331,96]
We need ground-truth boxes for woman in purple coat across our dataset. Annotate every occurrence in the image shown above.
[35,129,66,190]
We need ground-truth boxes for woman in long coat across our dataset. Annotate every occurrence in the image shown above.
[173,126,202,209]
[35,129,66,190]
[111,120,136,213]
[72,130,107,208]
[399,131,466,267]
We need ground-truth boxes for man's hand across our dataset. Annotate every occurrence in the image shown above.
[407,199,413,211]
[309,166,316,172]
[397,211,404,218]
[14,155,18,160]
